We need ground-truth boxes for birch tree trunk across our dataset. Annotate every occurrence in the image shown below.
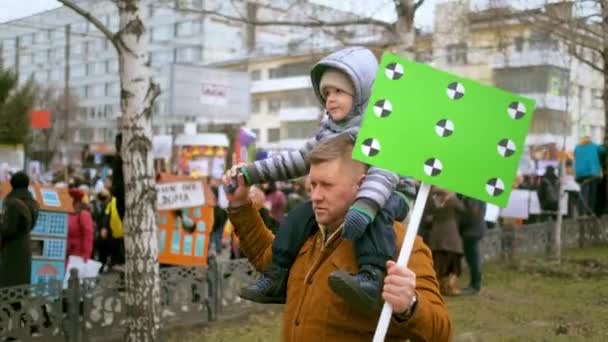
[117,2,161,341]
[57,0,161,341]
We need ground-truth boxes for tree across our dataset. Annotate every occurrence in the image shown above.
[56,1,161,341]
[520,1,607,258]
[0,69,37,146]
[523,1,606,143]
[32,87,82,169]
[163,0,427,55]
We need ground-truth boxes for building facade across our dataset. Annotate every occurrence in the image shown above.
[425,0,604,150]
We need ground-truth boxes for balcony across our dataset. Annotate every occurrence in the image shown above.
[278,107,321,122]
[492,50,569,69]
[251,76,312,94]
[521,92,568,112]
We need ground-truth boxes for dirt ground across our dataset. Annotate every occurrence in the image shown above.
[166,246,608,341]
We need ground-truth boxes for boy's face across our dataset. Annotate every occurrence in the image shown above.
[323,86,354,122]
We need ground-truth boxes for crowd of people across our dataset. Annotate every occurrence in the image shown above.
[2,44,607,341]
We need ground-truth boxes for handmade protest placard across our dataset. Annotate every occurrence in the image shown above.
[156,181,205,211]
[353,53,536,207]
[355,53,536,342]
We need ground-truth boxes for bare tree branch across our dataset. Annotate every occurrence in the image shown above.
[152,4,395,31]
[57,0,121,52]
[414,0,426,12]
[569,44,605,73]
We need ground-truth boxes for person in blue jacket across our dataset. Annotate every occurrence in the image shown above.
[574,136,605,215]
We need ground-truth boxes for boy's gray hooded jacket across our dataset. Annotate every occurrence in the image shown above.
[244,47,399,219]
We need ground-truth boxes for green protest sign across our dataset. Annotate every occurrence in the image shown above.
[352,53,536,207]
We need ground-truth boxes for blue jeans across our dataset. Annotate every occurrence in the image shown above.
[463,237,482,290]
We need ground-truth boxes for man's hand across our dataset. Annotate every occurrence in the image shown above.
[222,164,251,207]
[382,260,417,315]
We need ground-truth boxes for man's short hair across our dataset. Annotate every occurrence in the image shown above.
[308,133,355,165]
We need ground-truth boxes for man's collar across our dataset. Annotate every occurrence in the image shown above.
[319,221,344,244]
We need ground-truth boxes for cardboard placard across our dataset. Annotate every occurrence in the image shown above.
[156,181,206,210]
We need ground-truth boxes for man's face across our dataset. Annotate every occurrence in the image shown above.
[309,158,362,227]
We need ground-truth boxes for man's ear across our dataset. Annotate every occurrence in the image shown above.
[357,174,366,187]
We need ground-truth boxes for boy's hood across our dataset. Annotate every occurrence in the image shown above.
[310,47,378,120]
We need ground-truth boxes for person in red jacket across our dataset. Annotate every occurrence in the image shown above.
[67,188,94,261]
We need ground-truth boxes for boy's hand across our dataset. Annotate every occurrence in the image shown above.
[222,164,250,207]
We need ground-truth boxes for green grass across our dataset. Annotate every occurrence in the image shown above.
[167,246,608,341]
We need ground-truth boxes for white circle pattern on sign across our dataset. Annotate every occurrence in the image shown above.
[447,82,465,100]
[486,178,505,196]
[435,119,455,137]
[373,99,393,118]
[424,158,443,177]
[385,63,404,80]
[507,101,526,120]
[361,138,381,157]
[497,138,516,157]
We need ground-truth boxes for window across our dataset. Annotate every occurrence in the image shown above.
[152,25,173,41]
[52,30,65,41]
[96,61,107,74]
[268,62,311,79]
[176,21,200,36]
[592,89,603,108]
[73,87,85,98]
[34,71,47,83]
[51,46,64,60]
[106,82,120,97]
[71,64,86,79]
[415,51,433,63]
[446,43,467,64]
[250,70,261,81]
[50,69,62,81]
[267,128,280,142]
[251,98,261,113]
[104,105,113,118]
[71,43,84,57]
[251,129,260,141]
[494,66,568,96]
[514,36,524,52]
[176,47,201,63]
[73,21,87,34]
[35,31,48,44]
[150,50,173,65]
[529,31,558,51]
[33,51,46,64]
[109,15,119,31]
[20,34,33,45]
[282,90,317,108]
[108,59,119,73]
[268,97,281,113]
[286,121,317,139]
[20,54,32,65]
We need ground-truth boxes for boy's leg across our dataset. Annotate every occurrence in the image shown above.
[240,201,316,304]
[328,193,406,312]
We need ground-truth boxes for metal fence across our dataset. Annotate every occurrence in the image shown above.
[0,258,259,342]
[1,217,607,341]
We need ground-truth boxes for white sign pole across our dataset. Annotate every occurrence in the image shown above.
[373,182,431,342]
